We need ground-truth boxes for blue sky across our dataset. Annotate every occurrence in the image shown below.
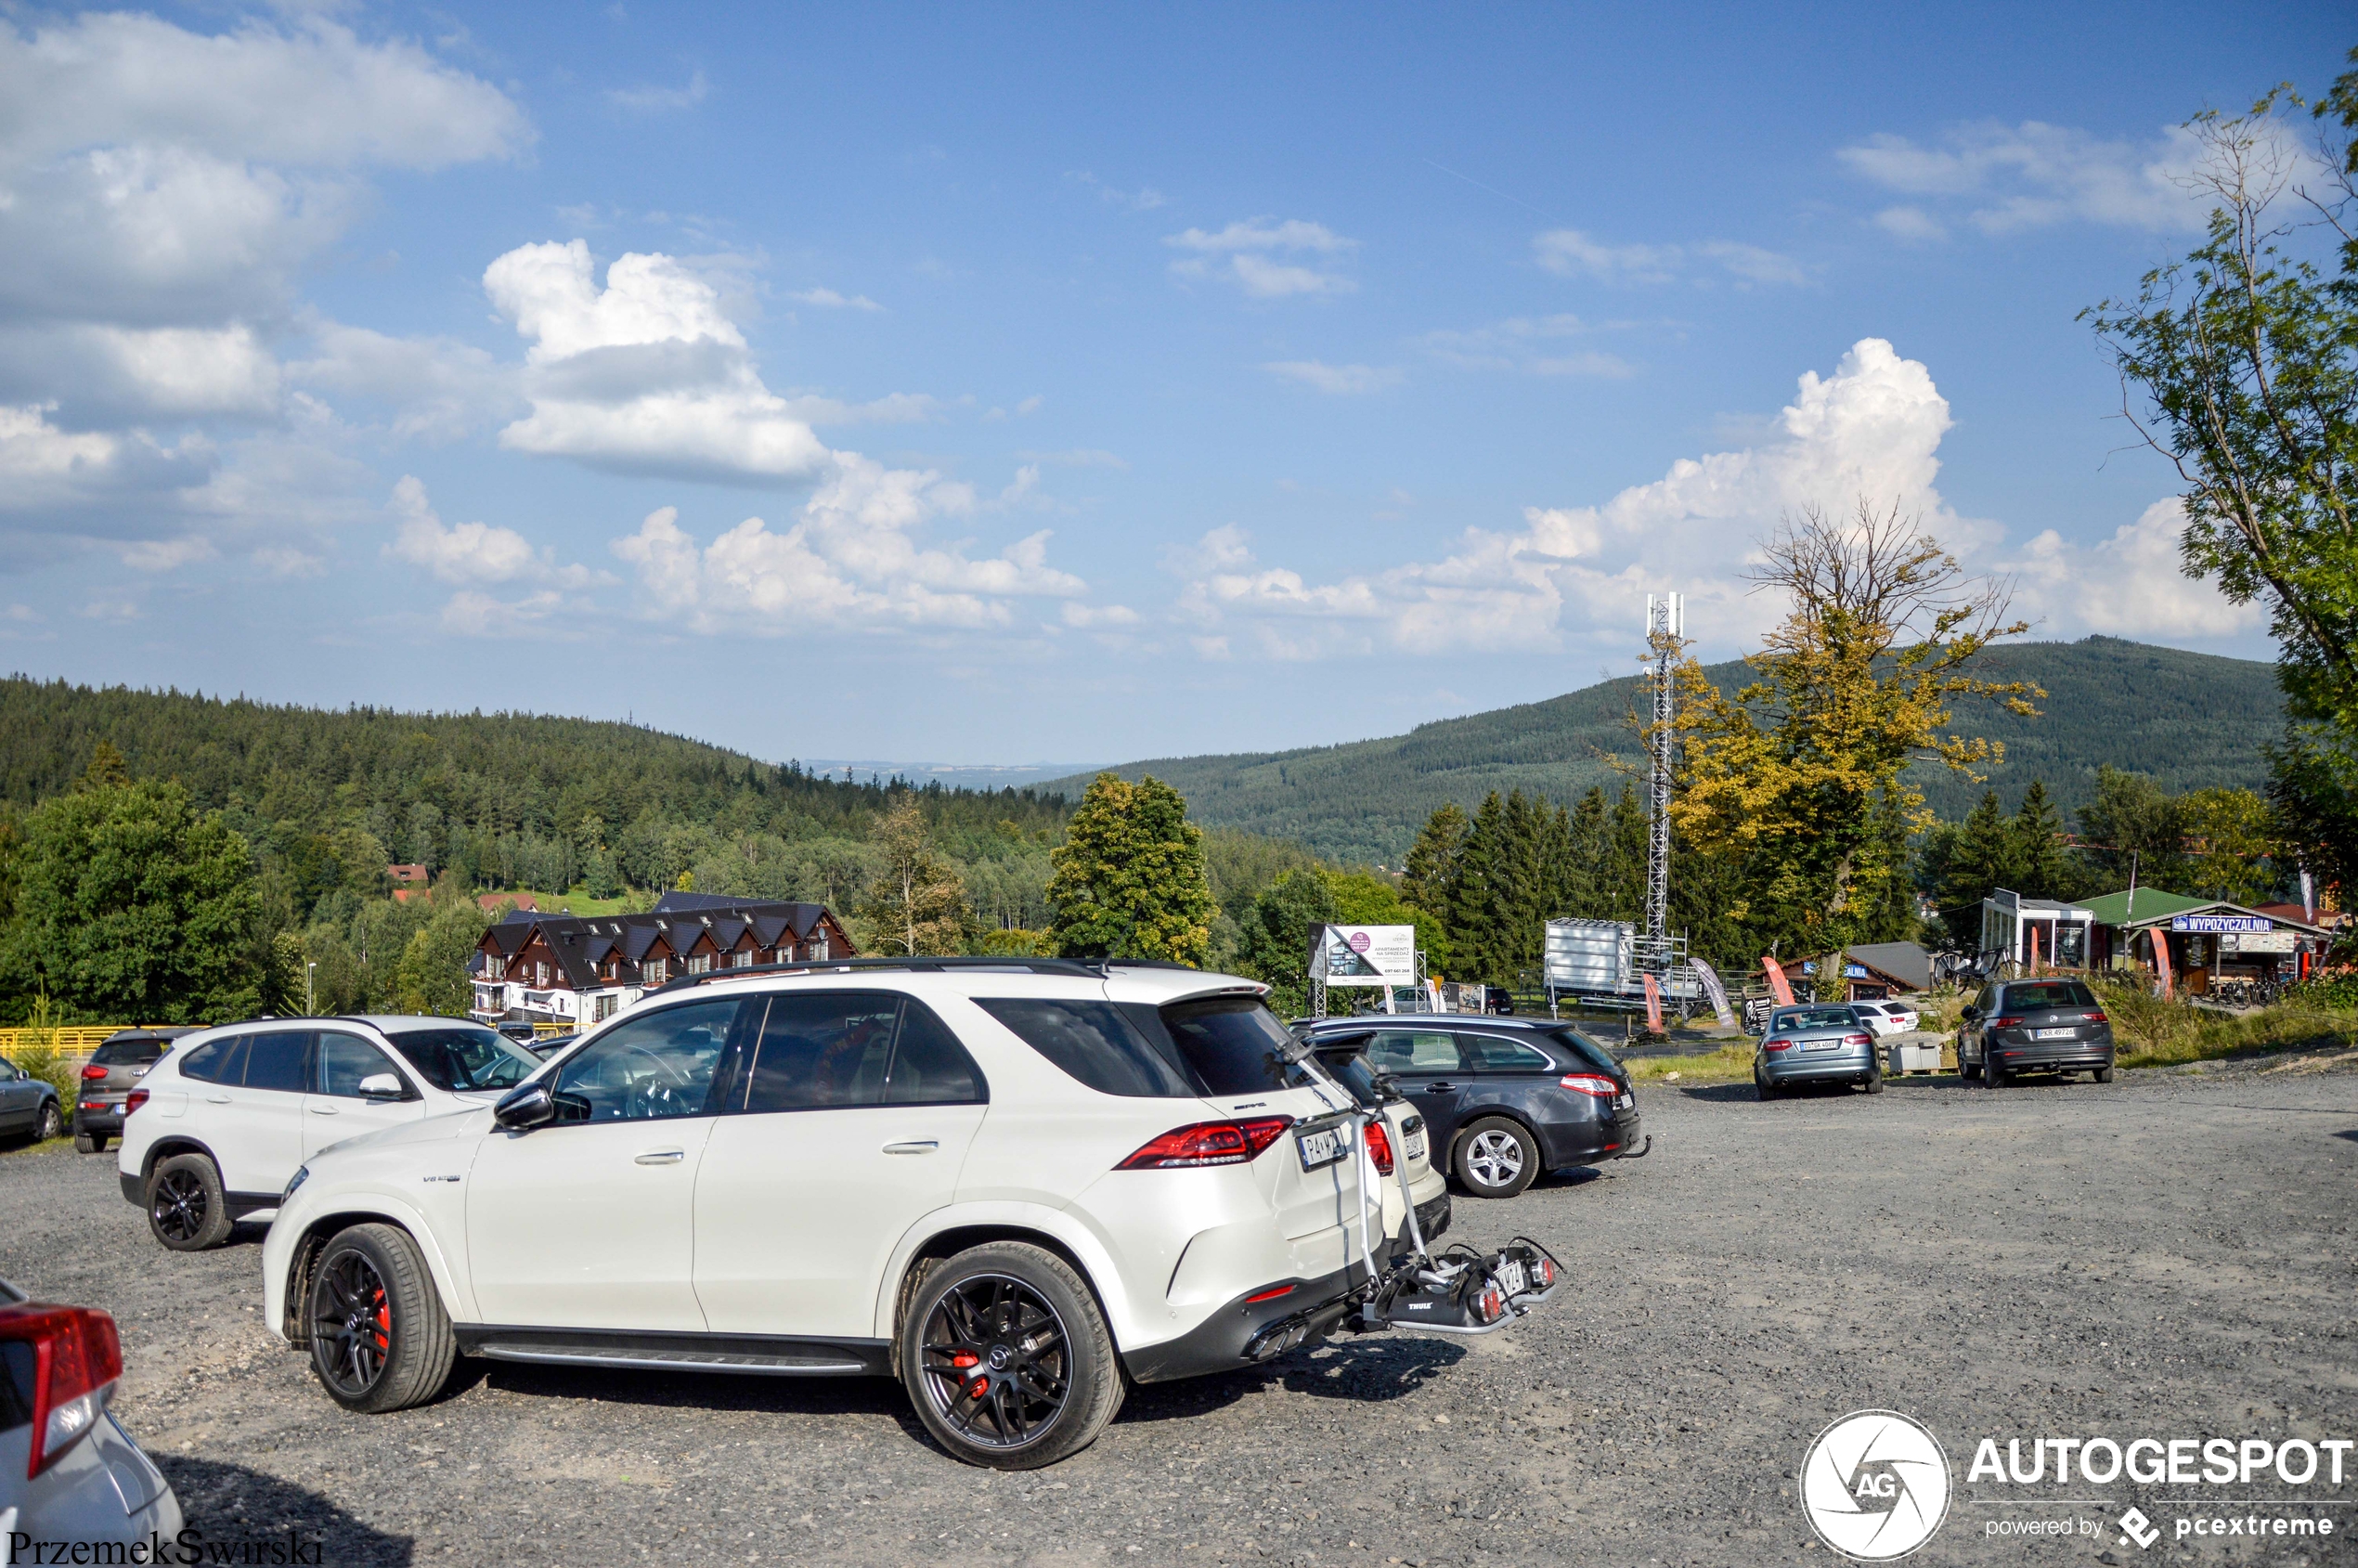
[1,3,2347,766]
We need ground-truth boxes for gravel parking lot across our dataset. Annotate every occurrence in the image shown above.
[6,1054,2354,1567]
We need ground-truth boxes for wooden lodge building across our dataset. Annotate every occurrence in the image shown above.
[469,891,856,1029]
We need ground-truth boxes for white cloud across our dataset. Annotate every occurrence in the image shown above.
[1177,338,1963,658]
[286,322,523,442]
[607,71,709,112]
[786,287,883,311]
[1263,361,1404,395]
[386,475,536,584]
[1060,602,1140,628]
[1419,314,1633,378]
[1534,228,1805,288]
[118,535,217,572]
[2002,499,2263,639]
[485,240,832,484]
[0,402,213,526]
[1836,120,2322,236]
[440,589,566,635]
[1165,217,1357,298]
[1067,171,1166,212]
[611,454,1094,634]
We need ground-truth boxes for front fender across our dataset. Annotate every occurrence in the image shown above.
[264,1182,472,1344]
[872,1201,1143,1351]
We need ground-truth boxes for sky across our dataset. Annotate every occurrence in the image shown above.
[1,2,2349,767]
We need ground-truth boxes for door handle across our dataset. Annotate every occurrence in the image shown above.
[634,1149,685,1164]
[309,1105,339,1116]
[205,1095,231,1105]
[1423,1082,1458,1093]
[882,1140,939,1155]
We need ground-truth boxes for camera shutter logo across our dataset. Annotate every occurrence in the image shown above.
[1799,1410,1951,1560]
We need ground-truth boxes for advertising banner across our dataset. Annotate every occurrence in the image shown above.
[1307,924,1417,986]
[1762,955,1795,1007]
[1641,972,1664,1033]
[2171,914,2272,934]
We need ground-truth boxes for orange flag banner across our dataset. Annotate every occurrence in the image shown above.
[2028,926,2042,975]
[1641,972,1665,1034]
[1762,956,1795,1007]
[2150,930,2173,999]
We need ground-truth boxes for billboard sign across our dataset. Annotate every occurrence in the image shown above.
[2170,914,2272,934]
[1307,924,1417,986]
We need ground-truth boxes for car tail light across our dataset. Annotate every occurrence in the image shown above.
[0,1303,122,1478]
[1364,1120,1394,1175]
[123,1089,149,1116]
[1116,1116,1294,1169]
[2085,1012,2107,1025]
[1843,1033,1872,1047]
[1469,1284,1506,1325]
[80,1064,108,1081]
[1766,1040,1792,1052]
[1990,1017,2023,1029]
[1559,1073,1618,1098]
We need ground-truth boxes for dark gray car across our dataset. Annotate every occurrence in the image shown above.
[71,1030,187,1153]
[1958,978,2115,1086]
[1754,1005,1882,1098]
[0,1056,62,1145]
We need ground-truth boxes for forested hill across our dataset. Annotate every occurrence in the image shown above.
[1051,637,2283,865]
[0,678,1071,901]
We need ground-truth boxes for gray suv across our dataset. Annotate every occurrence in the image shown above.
[1958,979,2114,1086]
[1754,1005,1883,1098]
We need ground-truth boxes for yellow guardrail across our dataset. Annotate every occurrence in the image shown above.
[0,1024,178,1069]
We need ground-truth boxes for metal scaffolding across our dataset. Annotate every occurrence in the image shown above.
[1643,592,1683,952]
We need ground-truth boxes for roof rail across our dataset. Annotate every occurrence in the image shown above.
[645,953,1205,996]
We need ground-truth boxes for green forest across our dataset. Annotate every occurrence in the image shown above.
[1054,637,2284,865]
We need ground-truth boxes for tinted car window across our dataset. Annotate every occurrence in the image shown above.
[1149,997,1322,1095]
[92,1041,166,1067]
[2002,981,2097,1011]
[738,992,899,1112]
[1462,1034,1553,1071]
[241,1031,311,1092]
[317,1033,404,1098]
[176,1035,245,1084]
[385,1028,538,1092]
[551,999,748,1122]
[978,999,1196,1098]
[1547,1029,1622,1074]
[1365,1031,1467,1073]
[1774,1008,1859,1031]
[882,1002,987,1106]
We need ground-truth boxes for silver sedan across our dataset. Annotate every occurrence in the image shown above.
[1754,1005,1884,1098]
[0,1277,182,1552]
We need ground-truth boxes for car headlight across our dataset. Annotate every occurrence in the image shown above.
[283,1164,309,1202]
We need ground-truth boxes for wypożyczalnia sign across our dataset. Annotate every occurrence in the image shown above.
[2170,914,2272,934]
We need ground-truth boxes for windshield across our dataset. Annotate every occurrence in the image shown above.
[383,1027,539,1092]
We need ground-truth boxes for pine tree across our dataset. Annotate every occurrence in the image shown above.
[1400,803,1469,918]
[2010,780,2073,901]
[1932,790,2023,947]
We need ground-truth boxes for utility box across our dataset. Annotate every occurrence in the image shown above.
[1545,919,1632,995]
[1886,1039,1942,1076]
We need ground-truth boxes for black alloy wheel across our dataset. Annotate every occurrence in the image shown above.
[148,1153,232,1251]
[313,1250,393,1401]
[916,1274,1071,1453]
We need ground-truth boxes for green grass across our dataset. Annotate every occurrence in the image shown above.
[483,888,643,916]
[2092,977,2358,1069]
[1623,1043,1756,1084]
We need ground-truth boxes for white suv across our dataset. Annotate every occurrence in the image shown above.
[261,960,1545,1468]
[115,1017,542,1251]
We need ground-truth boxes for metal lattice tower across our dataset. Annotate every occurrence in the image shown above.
[1643,592,1683,949]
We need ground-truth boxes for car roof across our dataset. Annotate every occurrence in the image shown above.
[637,959,1270,1010]
[342,1015,496,1033]
[1304,1014,1551,1033]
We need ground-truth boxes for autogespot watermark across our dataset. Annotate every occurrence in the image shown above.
[1798,1415,2351,1559]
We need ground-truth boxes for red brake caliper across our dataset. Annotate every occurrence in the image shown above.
[950,1350,985,1400]
[373,1289,390,1352]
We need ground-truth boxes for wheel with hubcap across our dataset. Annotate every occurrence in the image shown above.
[1455,1116,1540,1199]
[33,1102,61,1142]
[307,1223,455,1414]
[900,1241,1122,1470]
[148,1152,233,1251]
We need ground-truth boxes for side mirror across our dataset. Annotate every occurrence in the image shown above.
[1961,1006,1979,1021]
[493,1082,554,1132]
[356,1072,405,1100]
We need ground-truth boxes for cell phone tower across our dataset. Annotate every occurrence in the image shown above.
[1643,592,1683,948]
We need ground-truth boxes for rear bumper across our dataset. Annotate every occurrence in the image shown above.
[74,1104,124,1134]
[1121,1262,1361,1384]
[1993,1041,2114,1069]
[1763,1051,1876,1082]
[1537,1104,1643,1168]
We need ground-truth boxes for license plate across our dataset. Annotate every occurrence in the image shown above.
[1296,1126,1348,1171]
[2034,1028,2077,1040]
[1807,1039,1844,1051]
[1614,1093,1633,1109]
[1496,1257,1528,1296]
[1404,1128,1427,1162]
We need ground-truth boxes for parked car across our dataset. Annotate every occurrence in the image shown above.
[1755,1004,1883,1098]
[1854,1001,1920,1037]
[1297,1015,1643,1199]
[115,1016,542,1252]
[0,1056,62,1147]
[1957,978,2114,1086]
[71,1030,189,1154]
[0,1277,183,1549]
[262,960,1555,1470]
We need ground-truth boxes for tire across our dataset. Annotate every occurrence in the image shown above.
[1755,1070,1778,1102]
[1958,1050,1979,1083]
[1985,1059,2006,1089]
[307,1224,457,1415]
[2093,1065,2114,1083]
[1455,1117,1540,1199]
[147,1153,234,1251]
[899,1242,1123,1470]
[33,1101,61,1142]
[74,1132,100,1154]
[1863,1068,1885,1095]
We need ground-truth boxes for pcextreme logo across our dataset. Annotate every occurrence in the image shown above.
[1800,1409,1953,1561]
